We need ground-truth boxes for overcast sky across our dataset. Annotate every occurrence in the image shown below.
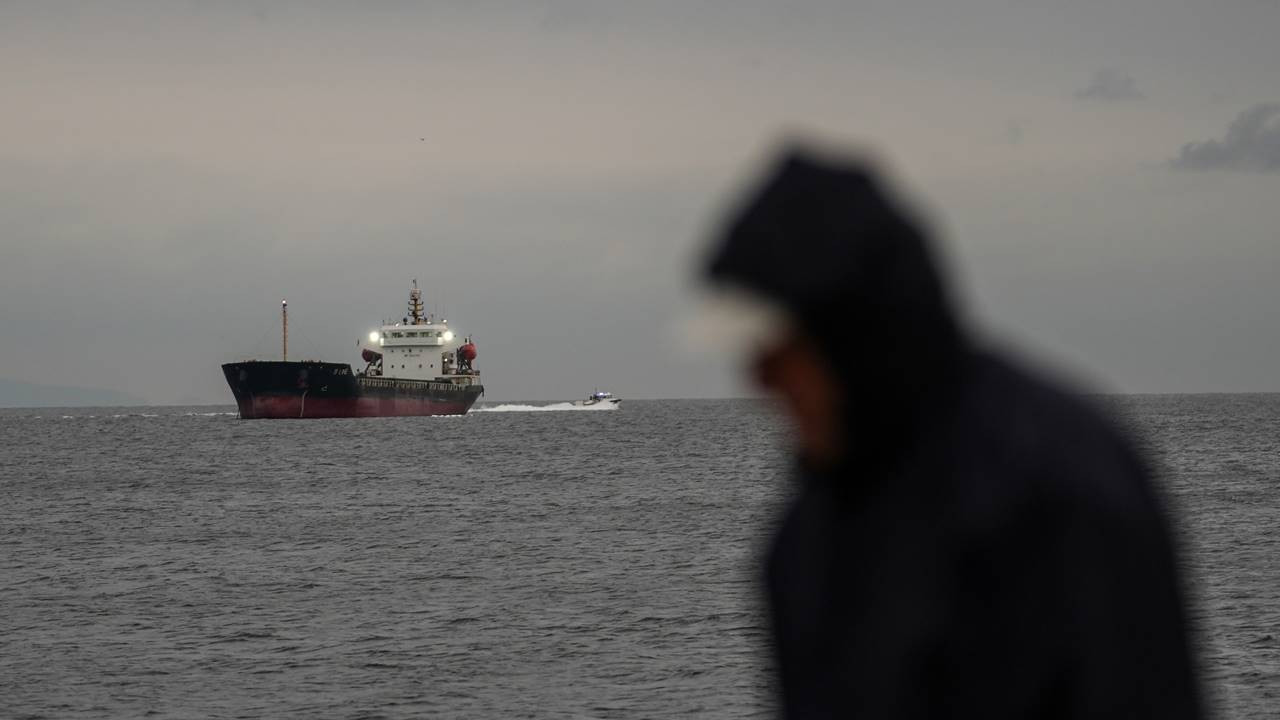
[2,1,1278,403]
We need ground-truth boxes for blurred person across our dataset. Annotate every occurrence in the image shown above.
[702,147,1202,719]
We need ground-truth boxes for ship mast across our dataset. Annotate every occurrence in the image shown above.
[408,279,426,325]
[282,299,288,361]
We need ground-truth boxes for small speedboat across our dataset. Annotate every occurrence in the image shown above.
[574,390,621,407]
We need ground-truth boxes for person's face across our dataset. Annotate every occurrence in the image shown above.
[752,332,844,467]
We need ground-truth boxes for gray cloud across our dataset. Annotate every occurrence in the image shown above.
[1075,68,1143,102]
[1172,103,1280,172]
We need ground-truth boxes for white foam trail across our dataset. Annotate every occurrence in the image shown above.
[475,401,619,413]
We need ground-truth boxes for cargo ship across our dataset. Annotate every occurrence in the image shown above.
[222,282,483,419]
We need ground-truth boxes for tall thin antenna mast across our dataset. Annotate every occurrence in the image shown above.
[282,299,288,361]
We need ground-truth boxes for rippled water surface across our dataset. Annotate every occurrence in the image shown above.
[2,396,1277,718]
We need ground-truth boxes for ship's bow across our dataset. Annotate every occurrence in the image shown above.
[222,361,359,419]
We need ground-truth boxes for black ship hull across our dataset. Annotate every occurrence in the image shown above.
[222,361,483,419]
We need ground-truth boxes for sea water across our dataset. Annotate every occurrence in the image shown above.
[1,397,1277,717]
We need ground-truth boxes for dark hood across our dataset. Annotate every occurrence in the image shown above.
[704,148,969,471]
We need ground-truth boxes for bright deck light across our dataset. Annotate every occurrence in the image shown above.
[443,331,455,342]
[368,331,380,343]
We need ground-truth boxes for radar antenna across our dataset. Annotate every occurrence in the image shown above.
[408,279,426,325]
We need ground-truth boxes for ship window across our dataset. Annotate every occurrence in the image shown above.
[418,364,422,369]
[391,332,403,338]
[406,332,418,337]
[435,331,443,337]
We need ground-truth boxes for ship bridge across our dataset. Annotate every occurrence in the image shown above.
[360,281,478,384]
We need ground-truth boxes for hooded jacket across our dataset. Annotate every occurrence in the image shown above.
[705,149,1202,719]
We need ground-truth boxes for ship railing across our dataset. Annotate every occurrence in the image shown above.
[358,377,479,393]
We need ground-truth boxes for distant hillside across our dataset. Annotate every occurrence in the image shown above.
[0,378,144,408]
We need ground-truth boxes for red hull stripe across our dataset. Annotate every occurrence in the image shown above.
[239,394,474,419]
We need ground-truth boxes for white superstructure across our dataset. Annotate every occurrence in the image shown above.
[574,390,621,407]
[359,281,479,384]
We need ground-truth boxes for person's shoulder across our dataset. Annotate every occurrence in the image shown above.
[965,350,1124,439]
[954,352,1158,521]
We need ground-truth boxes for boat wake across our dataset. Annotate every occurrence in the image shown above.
[475,402,618,413]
